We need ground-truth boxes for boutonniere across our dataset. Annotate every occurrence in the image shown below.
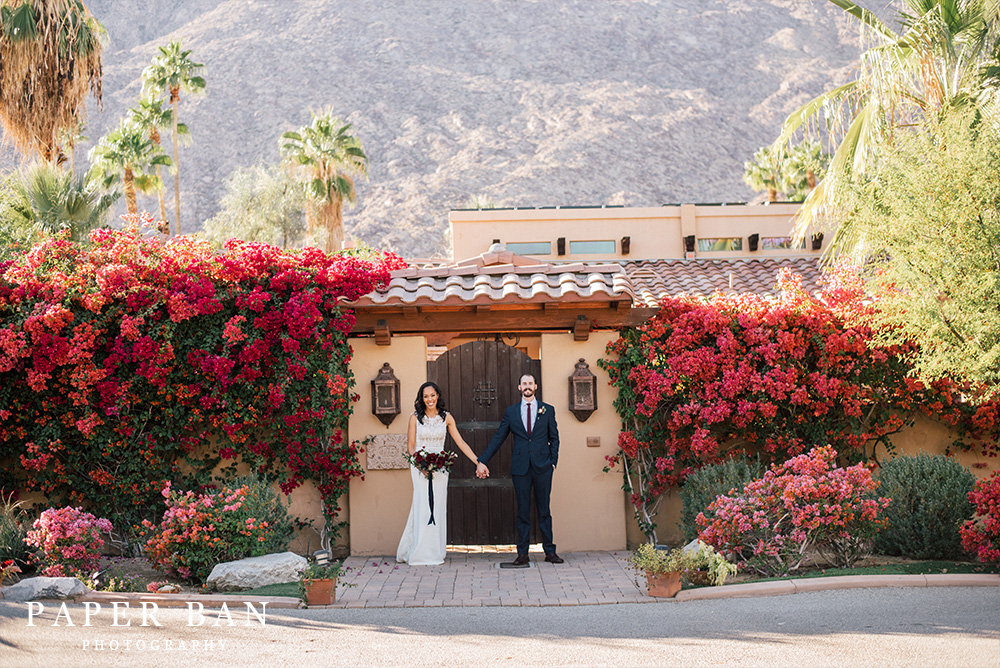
[537,406,547,415]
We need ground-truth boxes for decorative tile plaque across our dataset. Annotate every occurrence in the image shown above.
[366,433,409,470]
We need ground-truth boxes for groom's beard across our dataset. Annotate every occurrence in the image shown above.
[521,390,534,398]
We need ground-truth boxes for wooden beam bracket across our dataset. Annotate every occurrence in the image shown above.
[375,319,392,346]
[573,315,591,342]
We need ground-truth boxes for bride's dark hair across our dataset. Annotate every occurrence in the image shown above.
[414,381,448,424]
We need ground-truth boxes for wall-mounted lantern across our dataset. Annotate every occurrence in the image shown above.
[621,236,631,255]
[568,358,598,422]
[684,235,696,253]
[557,237,566,255]
[371,362,401,427]
[811,232,824,251]
[748,233,759,252]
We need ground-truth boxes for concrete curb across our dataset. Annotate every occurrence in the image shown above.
[5,572,997,608]
[75,591,302,609]
[673,573,1000,602]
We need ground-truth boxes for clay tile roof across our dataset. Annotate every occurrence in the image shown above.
[624,258,823,307]
[349,247,636,308]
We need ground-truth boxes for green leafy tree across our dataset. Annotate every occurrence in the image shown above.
[128,97,186,227]
[203,162,307,248]
[281,109,368,255]
[0,172,37,259]
[141,40,206,235]
[89,119,170,214]
[774,0,1000,249]
[0,162,118,242]
[849,110,1000,397]
[0,0,104,162]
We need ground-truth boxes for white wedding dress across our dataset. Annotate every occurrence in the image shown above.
[396,414,449,565]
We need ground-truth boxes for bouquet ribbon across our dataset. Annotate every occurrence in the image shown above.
[427,472,436,525]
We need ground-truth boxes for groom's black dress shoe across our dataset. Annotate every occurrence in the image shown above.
[505,554,530,567]
[544,553,565,564]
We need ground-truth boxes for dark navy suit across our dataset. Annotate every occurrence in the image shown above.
[478,400,559,556]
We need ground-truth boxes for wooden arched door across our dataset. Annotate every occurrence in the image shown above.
[427,340,541,545]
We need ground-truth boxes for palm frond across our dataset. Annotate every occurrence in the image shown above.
[0,0,104,160]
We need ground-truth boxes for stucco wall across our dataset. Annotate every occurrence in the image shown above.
[449,203,812,261]
[346,332,627,555]
[347,335,430,556]
[540,332,627,552]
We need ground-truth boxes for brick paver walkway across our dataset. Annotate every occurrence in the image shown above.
[330,549,652,608]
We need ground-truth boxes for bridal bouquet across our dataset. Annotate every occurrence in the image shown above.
[405,450,457,473]
[405,450,457,526]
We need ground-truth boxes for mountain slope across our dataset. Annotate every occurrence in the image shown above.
[3,0,861,258]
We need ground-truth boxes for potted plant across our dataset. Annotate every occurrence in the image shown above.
[299,559,345,606]
[679,540,738,587]
[627,543,690,598]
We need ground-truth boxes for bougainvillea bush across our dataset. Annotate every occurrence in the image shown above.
[140,478,295,581]
[696,446,890,575]
[600,265,1000,542]
[24,506,113,578]
[960,474,1000,564]
[0,214,403,547]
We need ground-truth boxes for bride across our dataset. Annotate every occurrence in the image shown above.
[396,381,480,565]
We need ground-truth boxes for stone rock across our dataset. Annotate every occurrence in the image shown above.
[682,539,710,555]
[2,577,89,602]
[206,552,307,592]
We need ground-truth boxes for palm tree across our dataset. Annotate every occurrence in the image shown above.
[280,110,368,255]
[773,0,1000,248]
[2,162,119,241]
[140,40,205,236]
[783,140,830,202]
[0,0,104,162]
[89,120,171,215]
[743,146,785,202]
[128,97,187,227]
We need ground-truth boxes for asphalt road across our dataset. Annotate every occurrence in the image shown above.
[2,587,998,668]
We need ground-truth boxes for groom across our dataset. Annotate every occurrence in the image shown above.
[476,374,563,566]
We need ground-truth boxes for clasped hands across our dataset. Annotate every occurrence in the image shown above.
[475,462,490,479]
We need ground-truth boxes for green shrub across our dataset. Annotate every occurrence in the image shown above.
[679,455,763,542]
[140,475,295,582]
[85,567,147,593]
[874,454,976,559]
[0,493,33,572]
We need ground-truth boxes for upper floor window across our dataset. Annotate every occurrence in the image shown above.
[569,240,616,255]
[697,237,743,252]
[506,241,552,255]
[761,236,806,250]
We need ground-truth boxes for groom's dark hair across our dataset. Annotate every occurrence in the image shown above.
[414,381,448,424]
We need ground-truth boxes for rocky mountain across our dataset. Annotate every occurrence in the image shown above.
[2,0,864,258]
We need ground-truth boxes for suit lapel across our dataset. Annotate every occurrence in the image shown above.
[511,404,525,438]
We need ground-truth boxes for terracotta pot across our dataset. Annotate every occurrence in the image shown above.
[683,569,714,586]
[645,571,682,598]
[303,577,336,605]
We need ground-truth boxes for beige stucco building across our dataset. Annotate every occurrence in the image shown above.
[329,203,998,555]
[449,202,821,262]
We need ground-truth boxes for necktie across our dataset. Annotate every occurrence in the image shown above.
[526,403,532,437]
